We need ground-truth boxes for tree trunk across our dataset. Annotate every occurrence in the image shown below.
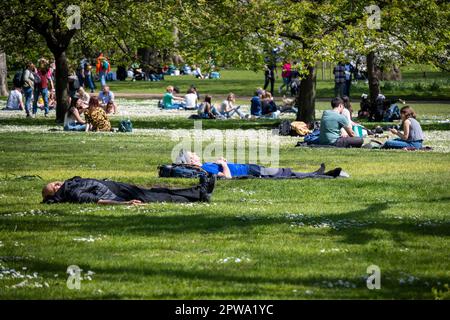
[0,51,8,96]
[296,65,316,124]
[54,51,69,123]
[367,51,380,106]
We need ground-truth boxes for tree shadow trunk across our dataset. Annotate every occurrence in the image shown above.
[54,51,69,123]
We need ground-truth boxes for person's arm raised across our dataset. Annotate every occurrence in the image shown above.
[216,159,232,179]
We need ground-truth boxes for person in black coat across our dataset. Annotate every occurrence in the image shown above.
[42,175,216,204]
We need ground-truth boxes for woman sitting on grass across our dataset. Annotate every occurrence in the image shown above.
[63,98,87,131]
[198,95,222,119]
[218,93,246,119]
[382,106,424,150]
[85,96,112,132]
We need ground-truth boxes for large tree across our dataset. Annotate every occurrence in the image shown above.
[0,0,176,122]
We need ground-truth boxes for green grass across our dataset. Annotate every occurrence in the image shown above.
[102,68,450,100]
[0,131,449,299]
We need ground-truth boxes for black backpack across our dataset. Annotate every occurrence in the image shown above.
[278,120,292,136]
[13,69,25,88]
[158,164,207,178]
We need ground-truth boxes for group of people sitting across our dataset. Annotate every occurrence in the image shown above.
[63,86,117,132]
[160,85,298,120]
[318,97,424,150]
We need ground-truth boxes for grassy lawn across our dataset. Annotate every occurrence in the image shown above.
[103,68,450,100]
[0,130,449,299]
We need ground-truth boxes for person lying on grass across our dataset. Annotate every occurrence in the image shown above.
[382,106,424,150]
[42,175,216,204]
[175,150,346,179]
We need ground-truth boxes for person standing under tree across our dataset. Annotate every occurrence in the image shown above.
[33,59,53,117]
[333,61,345,98]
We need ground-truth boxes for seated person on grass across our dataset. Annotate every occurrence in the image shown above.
[382,106,424,150]
[319,97,364,148]
[63,97,87,131]
[42,175,216,204]
[5,86,24,111]
[98,86,117,114]
[162,85,186,109]
[261,92,281,119]
[184,87,199,110]
[250,88,264,118]
[198,95,222,119]
[219,93,246,119]
[176,150,345,179]
[85,96,112,132]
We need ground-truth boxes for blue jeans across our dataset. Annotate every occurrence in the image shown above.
[86,74,95,92]
[64,122,87,131]
[33,87,49,115]
[221,106,245,119]
[99,71,106,87]
[23,87,33,116]
[383,138,423,149]
[164,103,185,110]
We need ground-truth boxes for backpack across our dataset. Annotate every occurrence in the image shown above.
[290,121,310,136]
[158,164,207,178]
[118,119,133,132]
[383,104,400,122]
[278,120,292,136]
[13,69,25,88]
[303,128,320,145]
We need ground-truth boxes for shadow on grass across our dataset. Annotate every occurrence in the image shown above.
[4,255,448,299]
[0,200,448,243]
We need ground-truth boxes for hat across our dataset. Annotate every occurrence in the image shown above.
[175,149,191,164]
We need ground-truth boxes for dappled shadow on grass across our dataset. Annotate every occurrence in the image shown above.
[0,200,448,242]
[7,255,448,299]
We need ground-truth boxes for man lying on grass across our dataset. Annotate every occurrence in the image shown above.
[176,150,346,179]
[42,175,216,204]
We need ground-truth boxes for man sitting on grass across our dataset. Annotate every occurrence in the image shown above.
[98,86,117,114]
[42,175,216,204]
[176,150,346,179]
[319,97,364,148]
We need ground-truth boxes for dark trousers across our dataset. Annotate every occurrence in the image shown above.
[335,137,364,148]
[344,80,351,97]
[264,76,275,96]
[248,165,332,179]
[101,180,202,203]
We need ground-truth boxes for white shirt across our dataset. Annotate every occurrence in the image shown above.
[6,89,22,110]
[219,100,233,113]
[184,93,198,109]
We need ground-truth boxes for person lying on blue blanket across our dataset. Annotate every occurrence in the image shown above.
[175,150,347,179]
